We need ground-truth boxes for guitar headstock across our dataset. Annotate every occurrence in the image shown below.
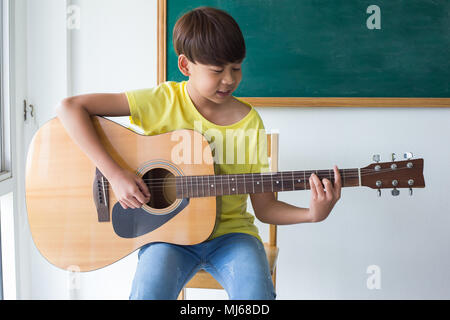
[361,153,425,196]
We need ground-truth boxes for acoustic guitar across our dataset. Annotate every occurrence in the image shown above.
[25,116,425,271]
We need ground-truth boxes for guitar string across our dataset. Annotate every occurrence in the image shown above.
[100,166,414,187]
[97,166,416,190]
[99,166,411,183]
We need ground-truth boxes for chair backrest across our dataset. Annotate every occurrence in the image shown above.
[267,132,279,247]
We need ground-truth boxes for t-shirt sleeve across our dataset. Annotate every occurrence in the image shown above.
[125,83,173,134]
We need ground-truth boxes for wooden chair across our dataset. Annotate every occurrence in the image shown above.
[178,132,280,300]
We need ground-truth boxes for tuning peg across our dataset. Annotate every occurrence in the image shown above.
[391,188,400,196]
[403,152,414,160]
[373,154,380,163]
[391,153,396,161]
[377,189,381,197]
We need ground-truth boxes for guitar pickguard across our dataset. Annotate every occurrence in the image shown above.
[111,198,190,238]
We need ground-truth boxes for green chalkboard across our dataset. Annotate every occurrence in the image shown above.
[166,0,449,99]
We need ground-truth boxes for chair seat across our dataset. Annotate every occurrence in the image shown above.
[185,242,279,289]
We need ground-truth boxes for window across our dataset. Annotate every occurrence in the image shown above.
[0,0,4,300]
[0,0,11,183]
[0,0,13,300]
[0,0,3,171]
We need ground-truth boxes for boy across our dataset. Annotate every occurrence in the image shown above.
[56,6,341,300]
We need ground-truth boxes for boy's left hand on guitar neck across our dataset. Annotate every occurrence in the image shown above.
[307,165,342,223]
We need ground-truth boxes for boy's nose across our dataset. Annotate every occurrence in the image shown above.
[222,74,235,86]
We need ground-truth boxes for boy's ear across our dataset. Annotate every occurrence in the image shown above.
[178,54,191,77]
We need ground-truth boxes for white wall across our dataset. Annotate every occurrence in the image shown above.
[257,107,450,299]
[18,0,450,299]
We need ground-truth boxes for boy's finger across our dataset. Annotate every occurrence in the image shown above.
[309,176,318,199]
[311,174,324,197]
[128,196,142,208]
[135,177,151,205]
[333,165,342,187]
[135,188,150,205]
[323,178,333,195]
[119,200,128,209]
[136,177,150,196]
[121,199,133,209]
[333,165,342,198]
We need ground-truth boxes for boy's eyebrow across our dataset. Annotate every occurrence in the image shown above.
[210,63,242,69]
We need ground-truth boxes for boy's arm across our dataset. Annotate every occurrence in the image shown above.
[250,192,312,225]
[56,94,150,209]
[250,167,342,224]
[56,93,129,180]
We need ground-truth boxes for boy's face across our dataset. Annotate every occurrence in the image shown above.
[178,54,242,105]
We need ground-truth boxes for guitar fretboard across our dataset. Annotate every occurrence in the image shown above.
[175,169,359,198]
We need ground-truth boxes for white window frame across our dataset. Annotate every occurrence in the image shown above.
[1,0,17,300]
[0,0,12,188]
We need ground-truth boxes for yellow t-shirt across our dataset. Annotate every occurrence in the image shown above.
[125,81,269,242]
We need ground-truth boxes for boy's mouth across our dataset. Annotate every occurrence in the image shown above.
[217,90,232,97]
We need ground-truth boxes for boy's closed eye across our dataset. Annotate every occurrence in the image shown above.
[211,68,241,73]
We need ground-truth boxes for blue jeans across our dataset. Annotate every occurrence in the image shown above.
[129,232,276,300]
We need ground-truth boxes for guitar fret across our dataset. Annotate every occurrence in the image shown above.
[180,177,184,198]
[186,176,190,198]
[207,176,211,196]
[261,173,264,192]
[304,171,307,190]
[202,176,205,197]
[291,171,295,190]
[215,175,218,195]
[195,176,199,198]
[226,175,229,195]
[254,173,261,193]
[216,175,219,195]
[243,174,246,194]
[187,176,190,198]
[252,173,255,194]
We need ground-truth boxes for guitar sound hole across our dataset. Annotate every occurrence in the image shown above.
[142,168,176,209]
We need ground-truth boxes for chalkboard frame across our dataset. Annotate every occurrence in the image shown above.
[157,0,448,108]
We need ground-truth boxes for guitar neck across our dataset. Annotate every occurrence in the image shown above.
[175,168,360,198]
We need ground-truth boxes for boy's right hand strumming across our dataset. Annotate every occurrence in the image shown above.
[56,92,151,210]
[108,168,151,209]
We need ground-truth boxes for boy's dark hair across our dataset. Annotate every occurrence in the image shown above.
[173,6,246,67]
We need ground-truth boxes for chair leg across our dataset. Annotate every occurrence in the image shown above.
[272,268,277,292]
[177,287,186,300]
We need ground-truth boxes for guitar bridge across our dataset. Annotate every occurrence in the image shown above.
[93,168,110,222]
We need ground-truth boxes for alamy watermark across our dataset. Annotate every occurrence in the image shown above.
[67,4,81,30]
[366,264,381,290]
[170,121,269,166]
[366,5,381,30]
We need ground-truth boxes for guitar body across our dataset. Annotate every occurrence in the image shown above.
[26,116,216,271]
